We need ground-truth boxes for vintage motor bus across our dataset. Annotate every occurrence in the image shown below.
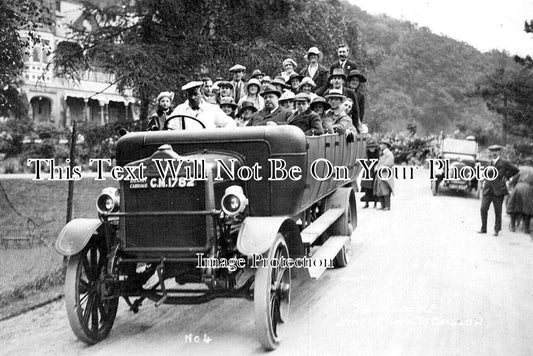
[55,117,367,350]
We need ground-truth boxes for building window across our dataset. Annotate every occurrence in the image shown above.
[33,45,41,62]
[43,40,50,63]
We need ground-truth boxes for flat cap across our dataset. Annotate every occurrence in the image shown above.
[325,89,346,100]
[294,92,311,102]
[217,81,234,89]
[229,64,246,72]
[181,81,204,91]
[488,145,503,151]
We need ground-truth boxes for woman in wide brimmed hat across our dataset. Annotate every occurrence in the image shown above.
[237,78,264,111]
[347,69,367,123]
[219,96,238,119]
[309,96,330,120]
[147,91,175,130]
[300,46,330,96]
[280,58,298,82]
[297,77,318,101]
[287,72,303,93]
[236,100,258,127]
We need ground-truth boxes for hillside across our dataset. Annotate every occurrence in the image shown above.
[347,3,502,138]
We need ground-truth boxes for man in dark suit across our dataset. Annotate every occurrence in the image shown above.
[329,44,358,75]
[300,47,329,96]
[479,145,519,236]
[248,85,291,126]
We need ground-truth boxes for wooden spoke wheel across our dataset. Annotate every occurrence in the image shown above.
[65,238,118,344]
[254,233,291,350]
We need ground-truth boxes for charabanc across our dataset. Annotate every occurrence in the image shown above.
[55,117,367,350]
[431,137,483,198]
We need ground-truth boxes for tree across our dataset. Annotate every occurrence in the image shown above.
[0,0,52,118]
[53,0,379,125]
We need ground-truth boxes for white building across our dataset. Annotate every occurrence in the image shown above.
[20,0,138,127]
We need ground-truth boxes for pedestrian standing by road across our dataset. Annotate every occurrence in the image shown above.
[361,139,380,208]
[506,157,533,235]
[373,140,394,210]
[479,145,519,236]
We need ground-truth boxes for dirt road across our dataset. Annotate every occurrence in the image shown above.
[2,169,533,355]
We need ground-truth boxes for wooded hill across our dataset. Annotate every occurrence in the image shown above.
[51,0,528,142]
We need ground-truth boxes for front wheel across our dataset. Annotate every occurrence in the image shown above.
[254,233,291,350]
[65,238,118,344]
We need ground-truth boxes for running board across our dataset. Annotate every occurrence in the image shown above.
[307,235,349,279]
[301,208,345,245]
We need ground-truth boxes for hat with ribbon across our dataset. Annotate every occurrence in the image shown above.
[325,89,346,100]
[305,47,323,62]
[260,84,282,98]
[310,96,331,111]
[283,58,297,68]
[181,81,203,91]
[219,97,238,109]
[298,77,316,90]
[347,69,367,83]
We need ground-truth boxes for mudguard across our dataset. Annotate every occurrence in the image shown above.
[55,218,102,256]
[237,217,305,258]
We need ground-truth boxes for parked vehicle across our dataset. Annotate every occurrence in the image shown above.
[431,137,482,198]
[55,118,367,350]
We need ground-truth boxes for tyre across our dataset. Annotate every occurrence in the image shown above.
[334,192,356,267]
[65,238,118,344]
[254,233,291,350]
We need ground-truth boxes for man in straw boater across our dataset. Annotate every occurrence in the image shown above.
[300,46,329,96]
[286,93,323,136]
[479,145,519,236]
[248,84,292,126]
[170,81,236,129]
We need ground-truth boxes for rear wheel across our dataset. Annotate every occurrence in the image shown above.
[334,194,356,267]
[254,233,291,350]
[65,238,118,344]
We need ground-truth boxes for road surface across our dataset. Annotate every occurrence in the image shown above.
[1,168,533,355]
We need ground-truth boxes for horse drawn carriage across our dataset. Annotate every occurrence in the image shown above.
[55,119,367,350]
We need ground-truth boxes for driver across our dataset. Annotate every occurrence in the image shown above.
[169,81,237,130]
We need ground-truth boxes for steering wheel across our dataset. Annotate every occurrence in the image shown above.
[164,114,206,130]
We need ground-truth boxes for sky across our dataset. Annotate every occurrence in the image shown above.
[349,0,533,56]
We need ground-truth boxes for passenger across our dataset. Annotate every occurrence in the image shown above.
[248,85,291,126]
[279,91,295,112]
[373,140,395,211]
[324,68,361,131]
[170,81,236,129]
[229,64,247,103]
[237,78,264,110]
[309,96,330,121]
[236,101,257,127]
[322,89,355,134]
[347,70,367,123]
[272,76,288,94]
[297,77,318,101]
[146,91,174,131]
[329,44,358,75]
[300,47,329,96]
[215,81,234,105]
[506,157,533,234]
[219,97,238,119]
[287,73,302,93]
[201,77,217,104]
[342,97,354,117]
[250,69,264,81]
[287,93,323,136]
[280,58,298,82]
[261,76,272,88]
